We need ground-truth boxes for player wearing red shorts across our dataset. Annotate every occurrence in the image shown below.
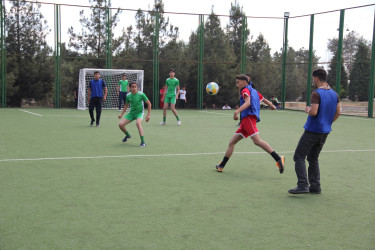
[216,74,285,173]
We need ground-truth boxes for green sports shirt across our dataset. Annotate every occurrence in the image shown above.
[118,80,129,92]
[165,77,179,97]
[126,91,149,115]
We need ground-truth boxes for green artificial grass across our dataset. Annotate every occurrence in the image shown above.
[0,108,374,249]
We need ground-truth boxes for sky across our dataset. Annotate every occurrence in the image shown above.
[13,0,375,62]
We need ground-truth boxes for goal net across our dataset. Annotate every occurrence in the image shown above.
[78,68,144,110]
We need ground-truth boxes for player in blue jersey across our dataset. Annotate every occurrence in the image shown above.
[288,68,340,194]
[88,71,108,127]
[215,74,285,173]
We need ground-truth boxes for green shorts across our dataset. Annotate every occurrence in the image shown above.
[125,112,143,121]
[164,95,176,104]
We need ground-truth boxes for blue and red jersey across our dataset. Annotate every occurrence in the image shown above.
[239,85,264,122]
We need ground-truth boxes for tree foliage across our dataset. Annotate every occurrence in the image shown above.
[5,0,53,107]
[348,42,371,101]
[4,0,372,109]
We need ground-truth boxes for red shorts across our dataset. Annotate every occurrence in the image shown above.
[235,115,259,138]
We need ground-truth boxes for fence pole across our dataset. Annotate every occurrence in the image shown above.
[54,4,61,108]
[106,8,112,69]
[240,16,247,74]
[368,9,375,118]
[152,12,160,109]
[197,15,204,109]
[281,12,289,109]
[1,0,6,108]
[306,14,314,106]
[336,9,345,96]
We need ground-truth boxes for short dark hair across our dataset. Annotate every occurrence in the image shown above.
[169,69,175,73]
[236,74,248,81]
[312,68,327,82]
[94,71,100,75]
[122,74,127,77]
[129,82,137,87]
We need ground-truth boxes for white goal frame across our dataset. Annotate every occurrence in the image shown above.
[78,68,144,110]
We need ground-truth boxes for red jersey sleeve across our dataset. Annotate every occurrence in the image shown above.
[257,91,264,102]
[241,88,251,99]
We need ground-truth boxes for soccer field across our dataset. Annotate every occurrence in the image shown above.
[0,108,374,249]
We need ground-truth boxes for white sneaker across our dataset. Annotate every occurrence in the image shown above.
[160,121,166,125]
[177,120,181,126]
[118,109,122,112]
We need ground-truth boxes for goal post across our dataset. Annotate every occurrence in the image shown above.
[78,68,144,110]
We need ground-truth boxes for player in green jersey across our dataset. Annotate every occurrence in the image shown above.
[117,74,129,111]
[160,69,181,126]
[118,82,151,147]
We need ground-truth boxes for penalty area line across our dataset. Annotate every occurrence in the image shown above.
[18,109,43,117]
[1,149,375,162]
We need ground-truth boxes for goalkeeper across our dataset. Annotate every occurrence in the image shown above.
[118,82,151,147]
[117,74,129,111]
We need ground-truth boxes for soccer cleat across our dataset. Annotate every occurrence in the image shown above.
[118,109,122,112]
[90,120,95,126]
[122,135,131,142]
[140,142,146,147]
[96,123,100,127]
[216,162,224,172]
[177,120,181,126]
[160,121,166,125]
[276,156,285,174]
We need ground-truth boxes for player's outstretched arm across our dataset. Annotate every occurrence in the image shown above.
[262,98,276,110]
[145,100,151,122]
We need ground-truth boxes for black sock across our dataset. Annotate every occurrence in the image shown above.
[220,156,229,167]
[270,151,281,162]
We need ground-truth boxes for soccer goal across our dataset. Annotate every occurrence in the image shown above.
[78,68,144,110]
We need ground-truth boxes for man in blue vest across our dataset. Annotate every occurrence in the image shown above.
[88,71,108,127]
[288,68,341,194]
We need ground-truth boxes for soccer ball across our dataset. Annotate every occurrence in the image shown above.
[206,82,219,95]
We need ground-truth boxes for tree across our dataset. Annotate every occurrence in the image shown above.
[226,0,248,63]
[326,52,349,98]
[5,0,53,107]
[68,0,121,68]
[203,9,237,107]
[327,30,368,73]
[348,42,371,101]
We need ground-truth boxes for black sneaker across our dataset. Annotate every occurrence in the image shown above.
[140,142,146,147]
[90,120,95,126]
[96,123,100,127]
[288,186,309,194]
[122,135,131,142]
[309,188,321,194]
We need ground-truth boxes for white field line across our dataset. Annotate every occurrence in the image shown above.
[18,109,43,117]
[1,149,374,163]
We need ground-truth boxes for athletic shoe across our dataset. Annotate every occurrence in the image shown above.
[309,188,321,194]
[118,109,122,112]
[288,186,309,194]
[177,120,181,126]
[276,156,285,174]
[216,162,224,172]
[90,120,95,126]
[96,123,100,127]
[140,142,146,147]
[160,121,166,125]
[122,135,131,142]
